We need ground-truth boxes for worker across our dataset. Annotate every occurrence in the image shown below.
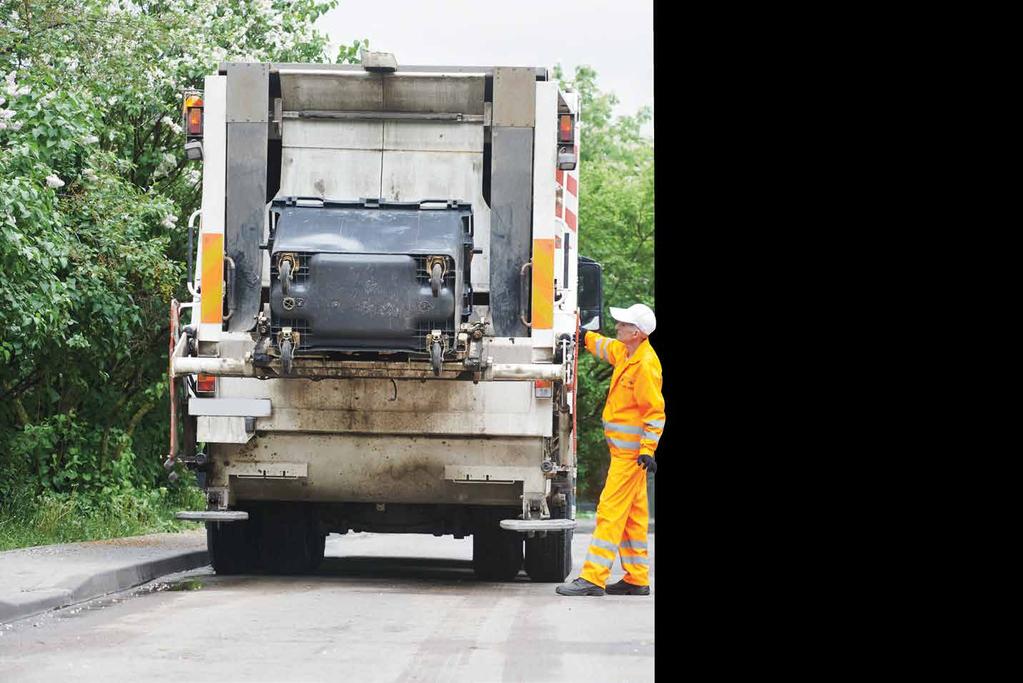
[556,303,663,596]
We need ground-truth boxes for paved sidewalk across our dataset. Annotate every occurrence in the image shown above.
[0,529,208,624]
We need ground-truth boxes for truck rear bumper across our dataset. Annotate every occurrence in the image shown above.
[500,519,576,532]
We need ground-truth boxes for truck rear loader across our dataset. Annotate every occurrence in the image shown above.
[168,52,605,581]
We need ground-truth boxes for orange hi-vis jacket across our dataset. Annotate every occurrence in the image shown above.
[585,332,665,459]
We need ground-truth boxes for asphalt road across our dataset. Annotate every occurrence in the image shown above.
[0,530,654,682]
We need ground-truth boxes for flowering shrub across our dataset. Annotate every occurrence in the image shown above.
[0,0,356,524]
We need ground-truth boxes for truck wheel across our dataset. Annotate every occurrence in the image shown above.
[206,517,258,575]
[525,529,573,583]
[258,503,320,574]
[306,531,326,571]
[472,519,523,581]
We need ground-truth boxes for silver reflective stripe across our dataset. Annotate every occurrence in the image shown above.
[596,338,608,361]
[604,421,644,435]
[590,538,618,553]
[645,419,665,428]
[606,437,640,450]
[620,540,648,550]
[642,431,661,442]
[620,556,650,566]
[585,552,614,568]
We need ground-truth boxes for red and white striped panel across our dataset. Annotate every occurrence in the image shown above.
[554,145,580,232]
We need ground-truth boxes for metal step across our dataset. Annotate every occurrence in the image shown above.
[500,519,577,532]
[175,511,249,522]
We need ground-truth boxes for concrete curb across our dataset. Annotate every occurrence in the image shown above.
[0,549,209,625]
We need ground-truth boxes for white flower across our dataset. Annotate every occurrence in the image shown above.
[161,115,183,135]
[0,109,14,120]
[45,174,65,188]
[186,168,201,184]
[0,96,5,106]
[83,168,98,180]
[9,121,21,131]
[40,92,55,105]
[82,134,99,144]
[0,121,6,131]
[161,214,179,229]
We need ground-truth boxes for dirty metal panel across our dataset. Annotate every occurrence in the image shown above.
[226,461,307,479]
[197,416,253,443]
[218,433,545,505]
[383,75,485,114]
[278,148,382,199]
[488,127,534,336]
[279,71,384,112]
[218,376,550,436]
[225,63,269,123]
[259,406,550,437]
[493,67,536,127]
[282,119,383,151]
[380,151,482,203]
[226,122,267,332]
[444,465,536,483]
[382,121,483,153]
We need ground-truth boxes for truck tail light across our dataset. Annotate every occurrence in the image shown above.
[186,105,203,136]
[558,114,574,144]
[196,373,216,394]
[183,93,204,137]
[534,380,553,398]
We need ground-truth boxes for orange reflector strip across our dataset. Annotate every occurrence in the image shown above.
[534,379,553,398]
[531,238,555,330]
[197,373,216,393]
[200,233,224,324]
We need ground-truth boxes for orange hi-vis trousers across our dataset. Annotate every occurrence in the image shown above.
[579,453,650,588]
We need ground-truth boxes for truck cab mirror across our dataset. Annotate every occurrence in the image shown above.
[578,257,603,332]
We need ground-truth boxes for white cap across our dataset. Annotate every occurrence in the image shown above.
[609,303,656,335]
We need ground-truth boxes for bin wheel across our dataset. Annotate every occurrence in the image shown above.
[281,339,293,375]
[430,262,443,297]
[279,258,292,297]
[430,341,442,376]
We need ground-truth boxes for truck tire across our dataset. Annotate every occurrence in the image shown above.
[306,529,326,572]
[258,503,321,574]
[472,519,523,581]
[206,518,258,575]
[525,529,573,583]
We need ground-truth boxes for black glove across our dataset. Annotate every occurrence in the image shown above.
[581,329,591,346]
[637,454,657,474]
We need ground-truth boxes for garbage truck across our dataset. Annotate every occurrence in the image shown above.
[168,52,605,581]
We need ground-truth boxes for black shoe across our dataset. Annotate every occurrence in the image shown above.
[555,577,605,596]
[605,579,650,595]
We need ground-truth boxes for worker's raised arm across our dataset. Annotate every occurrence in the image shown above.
[634,362,665,457]
[583,330,627,366]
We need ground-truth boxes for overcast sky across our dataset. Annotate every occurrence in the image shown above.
[315,0,653,133]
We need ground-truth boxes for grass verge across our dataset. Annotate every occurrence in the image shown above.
[0,483,204,552]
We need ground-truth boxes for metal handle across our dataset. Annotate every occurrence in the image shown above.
[186,209,201,297]
[519,260,532,328]
[223,256,236,321]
